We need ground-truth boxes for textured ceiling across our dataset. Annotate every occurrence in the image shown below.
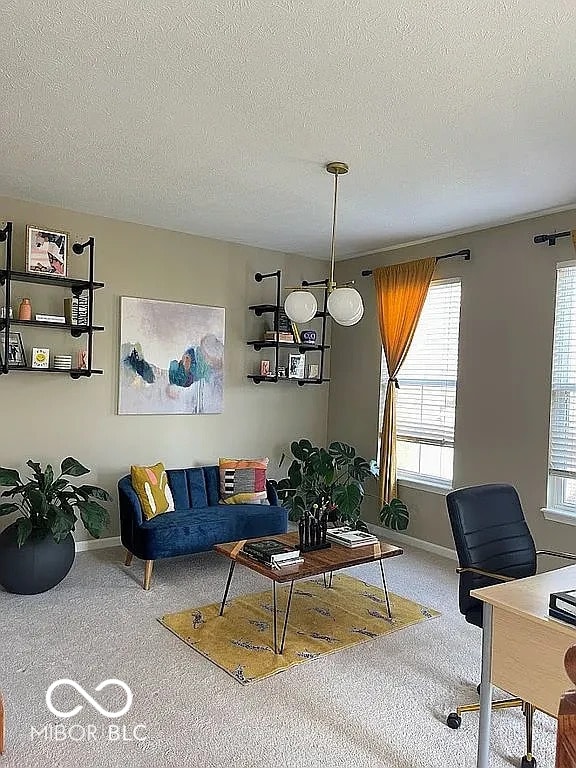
[1,0,575,258]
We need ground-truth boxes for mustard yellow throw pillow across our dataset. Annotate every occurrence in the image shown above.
[131,462,174,520]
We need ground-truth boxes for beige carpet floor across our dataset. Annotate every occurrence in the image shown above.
[0,543,557,768]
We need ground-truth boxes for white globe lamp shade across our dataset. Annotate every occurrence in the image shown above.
[327,287,364,326]
[335,303,364,326]
[284,290,317,323]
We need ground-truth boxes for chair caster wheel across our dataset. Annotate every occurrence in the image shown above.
[447,713,462,729]
[520,758,536,768]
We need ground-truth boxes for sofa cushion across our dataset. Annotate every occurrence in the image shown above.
[131,463,174,520]
[132,504,288,560]
[219,457,269,504]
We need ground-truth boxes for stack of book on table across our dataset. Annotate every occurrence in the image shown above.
[549,589,576,626]
[242,539,303,568]
[326,527,379,548]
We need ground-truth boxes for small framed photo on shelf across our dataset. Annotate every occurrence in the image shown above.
[31,347,50,369]
[277,366,287,378]
[288,353,305,379]
[307,363,320,379]
[260,359,271,377]
[301,329,317,345]
[26,226,67,277]
[3,331,27,367]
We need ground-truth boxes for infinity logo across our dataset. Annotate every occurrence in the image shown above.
[46,679,133,719]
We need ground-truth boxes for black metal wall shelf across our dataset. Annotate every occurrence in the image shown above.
[247,375,329,386]
[248,270,329,386]
[0,222,104,377]
[247,340,329,352]
[7,366,103,378]
[3,319,104,335]
[0,269,104,292]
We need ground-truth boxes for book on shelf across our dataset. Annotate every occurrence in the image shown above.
[325,527,379,548]
[35,314,66,323]
[263,331,294,343]
[549,590,576,625]
[242,539,300,564]
[290,321,301,343]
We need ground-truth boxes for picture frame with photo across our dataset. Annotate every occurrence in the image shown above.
[288,353,305,379]
[307,363,320,380]
[260,359,271,377]
[2,331,27,367]
[26,226,68,277]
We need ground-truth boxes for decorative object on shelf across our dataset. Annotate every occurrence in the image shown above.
[260,359,271,377]
[288,353,305,379]
[0,306,12,319]
[119,296,225,415]
[77,349,88,370]
[276,439,372,527]
[0,456,111,594]
[25,226,67,276]
[308,363,319,379]
[35,314,65,323]
[53,355,72,370]
[17,297,32,320]
[300,329,317,344]
[31,347,50,368]
[283,162,364,327]
[5,331,26,367]
[277,365,287,378]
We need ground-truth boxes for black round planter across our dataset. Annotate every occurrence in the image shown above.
[0,523,75,594]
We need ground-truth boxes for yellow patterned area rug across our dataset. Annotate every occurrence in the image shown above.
[159,574,440,684]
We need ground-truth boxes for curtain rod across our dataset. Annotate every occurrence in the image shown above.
[360,248,471,277]
[533,231,571,246]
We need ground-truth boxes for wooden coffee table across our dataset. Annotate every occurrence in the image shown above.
[214,531,403,655]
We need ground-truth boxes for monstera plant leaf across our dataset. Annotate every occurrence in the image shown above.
[380,498,409,531]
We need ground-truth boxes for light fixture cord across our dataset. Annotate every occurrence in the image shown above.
[329,170,338,290]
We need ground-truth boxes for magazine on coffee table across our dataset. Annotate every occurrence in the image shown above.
[325,527,378,548]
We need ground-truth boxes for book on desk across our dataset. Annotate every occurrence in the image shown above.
[549,589,576,626]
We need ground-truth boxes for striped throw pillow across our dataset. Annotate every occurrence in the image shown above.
[219,458,269,505]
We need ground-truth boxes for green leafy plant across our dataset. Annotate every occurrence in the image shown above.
[0,457,111,547]
[379,497,409,531]
[276,440,372,528]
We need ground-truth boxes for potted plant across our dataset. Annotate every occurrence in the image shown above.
[0,457,111,594]
[276,440,372,529]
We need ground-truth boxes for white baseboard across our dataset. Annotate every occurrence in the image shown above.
[368,523,457,561]
[75,536,121,553]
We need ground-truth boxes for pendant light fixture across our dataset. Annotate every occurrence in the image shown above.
[284,162,364,326]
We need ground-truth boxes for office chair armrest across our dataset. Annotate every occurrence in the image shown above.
[456,567,515,582]
[536,550,576,561]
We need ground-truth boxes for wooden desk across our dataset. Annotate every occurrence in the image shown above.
[472,565,576,768]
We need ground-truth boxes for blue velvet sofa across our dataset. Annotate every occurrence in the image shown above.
[118,465,287,589]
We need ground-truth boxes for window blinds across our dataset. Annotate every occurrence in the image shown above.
[549,263,576,479]
[389,279,461,447]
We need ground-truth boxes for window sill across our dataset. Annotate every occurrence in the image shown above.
[397,477,452,496]
[542,507,576,526]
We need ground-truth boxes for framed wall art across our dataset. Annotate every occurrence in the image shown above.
[119,297,225,415]
[26,226,68,276]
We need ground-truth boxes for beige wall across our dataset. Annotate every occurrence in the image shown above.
[329,210,576,553]
[0,196,330,541]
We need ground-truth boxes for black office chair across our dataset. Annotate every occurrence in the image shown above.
[445,483,576,768]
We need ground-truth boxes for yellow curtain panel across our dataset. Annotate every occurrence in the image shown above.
[374,257,436,504]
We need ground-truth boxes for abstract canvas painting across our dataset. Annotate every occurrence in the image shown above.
[119,297,225,415]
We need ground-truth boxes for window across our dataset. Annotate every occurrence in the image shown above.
[379,278,461,486]
[547,262,576,514]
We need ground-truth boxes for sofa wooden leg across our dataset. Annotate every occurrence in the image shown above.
[124,550,133,567]
[143,560,154,590]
